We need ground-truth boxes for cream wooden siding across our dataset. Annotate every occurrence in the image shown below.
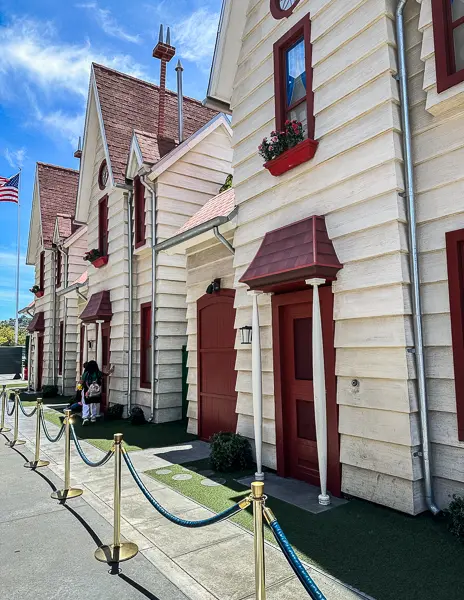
[56,230,88,396]
[184,234,236,435]
[229,0,425,514]
[132,128,233,422]
[407,2,464,507]
[82,126,129,408]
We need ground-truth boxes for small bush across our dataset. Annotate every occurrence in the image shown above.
[106,403,124,421]
[41,385,58,398]
[210,432,253,473]
[130,406,146,426]
[446,495,464,543]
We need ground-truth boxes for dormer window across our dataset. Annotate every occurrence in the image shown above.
[134,176,146,248]
[274,15,314,139]
[432,0,464,92]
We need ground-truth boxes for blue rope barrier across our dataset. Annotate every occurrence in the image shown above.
[123,449,250,528]
[70,424,114,468]
[19,399,37,418]
[267,517,327,600]
[40,412,65,443]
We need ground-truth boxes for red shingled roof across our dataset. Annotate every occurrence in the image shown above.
[240,215,342,293]
[176,188,235,235]
[80,291,112,322]
[28,312,45,333]
[37,164,79,249]
[72,270,88,286]
[134,130,176,164]
[93,63,218,183]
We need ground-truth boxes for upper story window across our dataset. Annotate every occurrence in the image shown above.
[98,195,109,257]
[270,0,301,19]
[39,251,45,291]
[432,0,464,92]
[134,176,146,248]
[274,15,314,139]
[98,160,109,190]
[56,250,62,288]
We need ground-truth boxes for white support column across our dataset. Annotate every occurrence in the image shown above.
[33,332,39,392]
[83,324,89,364]
[96,320,104,369]
[249,290,264,481]
[306,278,330,506]
[27,334,32,391]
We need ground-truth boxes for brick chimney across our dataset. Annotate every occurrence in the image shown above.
[153,25,176,139]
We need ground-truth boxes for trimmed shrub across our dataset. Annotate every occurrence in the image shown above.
[130,406,146,426]
[106,403,124,421]
[447,495,464,543]
[210,432,253,473]
[41,385,58,398]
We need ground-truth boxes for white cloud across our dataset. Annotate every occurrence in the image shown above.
[4,148,26,169]
[173,9,220,64]
[76,3,141,44]
[0,17,147,99]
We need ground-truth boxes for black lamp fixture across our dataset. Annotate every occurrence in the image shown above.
[206,278,221,294]
[240,325,252,345]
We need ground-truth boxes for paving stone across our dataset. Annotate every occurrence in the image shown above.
[172,474,193,481]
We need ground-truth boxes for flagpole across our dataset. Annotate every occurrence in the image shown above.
[14,169,21,346]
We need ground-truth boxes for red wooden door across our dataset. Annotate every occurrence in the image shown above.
[37,333,44,391]
[273,287,341,496]
[197,290,237,441]
[101,323,111,410]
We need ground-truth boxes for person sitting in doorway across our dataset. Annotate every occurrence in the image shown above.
[81,360,114,425]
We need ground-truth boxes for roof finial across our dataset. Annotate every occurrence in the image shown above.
[166,26,171,46]
[158,24,164,43]
[74,136,82,160]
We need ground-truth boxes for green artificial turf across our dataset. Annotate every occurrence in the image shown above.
[43,408,196,453]
[147,458,464,600]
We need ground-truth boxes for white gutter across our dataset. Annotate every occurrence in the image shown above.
[396,0,439,514]
[56,244,69,396]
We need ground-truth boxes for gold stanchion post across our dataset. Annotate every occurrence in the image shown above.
[25,398,49,469]
[252,481,266,600]
[0,385,11,433]
[51,410,83,500]
[95,433,138,564]
[6,390,26,447]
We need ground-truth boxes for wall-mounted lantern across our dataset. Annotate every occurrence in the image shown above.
[240,325,252,345]
[206,279,221,294]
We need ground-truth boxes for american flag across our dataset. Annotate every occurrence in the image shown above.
[0,173,20,203]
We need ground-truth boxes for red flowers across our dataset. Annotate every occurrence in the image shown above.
[258,120,304,163]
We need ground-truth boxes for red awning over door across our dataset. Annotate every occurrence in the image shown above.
[80,291,112,323]
[240,215,342,293]
[27,312,45,333]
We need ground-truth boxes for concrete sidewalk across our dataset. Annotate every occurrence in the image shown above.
[3,409,374,600]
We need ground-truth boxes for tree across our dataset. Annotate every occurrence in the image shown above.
[0,319,29,346]
[0,324,16,346]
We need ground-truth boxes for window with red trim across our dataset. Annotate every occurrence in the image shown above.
[432,0,464,92]
[140,302,152,389]
[134,176,146,248]
[98,195,109,257]
[58,321,64,376]
[39,251,45,291]
[56,250,62,288]
[446,227,464,441]
[273,15,314,139]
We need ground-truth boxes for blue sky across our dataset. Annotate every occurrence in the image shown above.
[0,0,222,320]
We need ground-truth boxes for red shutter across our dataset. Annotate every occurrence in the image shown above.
[98,195,109,257]
[134,177,146,248]
[58,321,64,376]
[39,251,45,291]
[140,302,152,388]
[446,228,464,441]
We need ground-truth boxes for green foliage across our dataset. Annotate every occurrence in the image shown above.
[0,316,30,346]
[130,406,146,425]
[41,385,58,398]
[83,248,103,262]
[446,495,464,542]
[209,432,253,473]
[106,403,124,421]
[219,174,233,192]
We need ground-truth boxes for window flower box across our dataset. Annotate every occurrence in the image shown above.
[30,285,44,298]
[35,290,45,298]
[91,255,109,269]
[264,138,318,177]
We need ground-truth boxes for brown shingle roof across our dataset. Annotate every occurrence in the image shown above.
[176,188,235,235]
[27,312,45,333]
[80,291,112,322]
[134,130,176,164]
[37,164,79,249]
[93,63,218,183]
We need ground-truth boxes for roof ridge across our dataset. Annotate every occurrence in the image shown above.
[92,62,213,107]
[37,162,79,174]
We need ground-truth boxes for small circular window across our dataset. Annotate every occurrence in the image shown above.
[270,0,301,19]
[98,160,109,190]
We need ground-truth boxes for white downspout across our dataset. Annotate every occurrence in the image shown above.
[83,324,88,364]
[33,332,39,391]
[249,290,264,481]
[96,320,104,369]
[306,278,330,506]
[27,334,32,392]
[396,0,439,514]
[126,191,134,415]
[57,245,69,396]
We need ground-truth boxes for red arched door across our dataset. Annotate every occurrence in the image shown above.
[197,290,237,441]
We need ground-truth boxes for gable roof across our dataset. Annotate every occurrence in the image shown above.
[37,163,79,248]
[92,63,218,184]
